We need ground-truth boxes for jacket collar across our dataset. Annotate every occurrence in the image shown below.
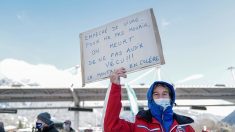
[42,124,55,132]
[173,113,194,124]
[137,110,194,125]
[136,109,153,123]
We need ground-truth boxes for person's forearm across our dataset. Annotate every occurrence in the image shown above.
[104,83,122,131]
[104,67,133,131]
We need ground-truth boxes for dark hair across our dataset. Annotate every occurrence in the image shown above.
[154,83,172,99]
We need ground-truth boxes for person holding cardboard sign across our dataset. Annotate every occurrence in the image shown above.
[104,67,195,132]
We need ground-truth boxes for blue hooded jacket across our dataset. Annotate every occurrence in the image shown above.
[147,81,175,132]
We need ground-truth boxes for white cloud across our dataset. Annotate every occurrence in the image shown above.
[161,18,171,28]
[176,74,204,84]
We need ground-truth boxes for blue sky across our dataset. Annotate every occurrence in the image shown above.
[1,0,235,85]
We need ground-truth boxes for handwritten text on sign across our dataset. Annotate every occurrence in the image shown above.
[80,9,164,85]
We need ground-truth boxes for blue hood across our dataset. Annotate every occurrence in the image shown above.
[147,81,175,132]
[147,81,175,105]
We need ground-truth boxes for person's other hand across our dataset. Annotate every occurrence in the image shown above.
[110,67,127,85]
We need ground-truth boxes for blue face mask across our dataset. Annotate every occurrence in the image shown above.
[36,122,43,129]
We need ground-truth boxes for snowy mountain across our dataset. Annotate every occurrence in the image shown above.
[0,58,105,88]
[0,77,13,86]
[0,59,81,87]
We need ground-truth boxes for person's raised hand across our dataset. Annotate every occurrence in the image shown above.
[110,67,127,85]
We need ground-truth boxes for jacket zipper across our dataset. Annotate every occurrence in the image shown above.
[161,114,165,132]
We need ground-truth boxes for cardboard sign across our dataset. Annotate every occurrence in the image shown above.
[80,8,165,86]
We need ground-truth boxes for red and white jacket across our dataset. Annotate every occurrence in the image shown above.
[104,83,195,132]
